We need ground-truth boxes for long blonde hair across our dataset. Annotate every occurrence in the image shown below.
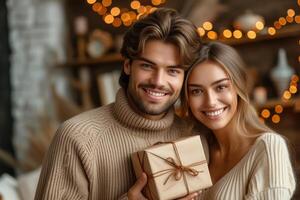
[181,42,272,137]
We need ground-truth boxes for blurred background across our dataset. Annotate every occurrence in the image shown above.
[0,0,299,199]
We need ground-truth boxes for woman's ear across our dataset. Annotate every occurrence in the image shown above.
[124,59,131,75]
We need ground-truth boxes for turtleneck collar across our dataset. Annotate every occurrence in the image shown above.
[112,88,175,132]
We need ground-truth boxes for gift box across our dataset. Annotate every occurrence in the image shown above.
[131,135,212,200]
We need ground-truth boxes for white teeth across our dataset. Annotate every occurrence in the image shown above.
[205,108,224,117]
[147,90,165,97]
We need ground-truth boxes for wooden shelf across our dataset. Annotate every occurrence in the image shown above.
[59,53,124,68]
[59,24,300,68]
[214,24,300,46]
[254,96,300,110]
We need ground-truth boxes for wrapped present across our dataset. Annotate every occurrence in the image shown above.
[131,135,212,200]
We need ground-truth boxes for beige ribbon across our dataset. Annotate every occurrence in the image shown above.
[137,141,206,199]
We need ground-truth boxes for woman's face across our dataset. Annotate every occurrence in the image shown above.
[187,60,238,132]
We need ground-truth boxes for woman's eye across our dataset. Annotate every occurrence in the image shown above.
[189,88,203,95]
[216,85,228,91]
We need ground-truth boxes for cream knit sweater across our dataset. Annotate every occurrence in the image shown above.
[200,133,296,200]
[34,89,190,200]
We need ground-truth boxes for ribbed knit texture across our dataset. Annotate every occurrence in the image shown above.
[34,89,190,200]
[200,133,296,200]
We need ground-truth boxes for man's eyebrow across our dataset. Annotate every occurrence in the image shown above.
[188,78,230,87]
[135,56,184,69]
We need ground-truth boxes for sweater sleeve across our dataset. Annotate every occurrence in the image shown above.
[34,122,90,200]
[245,133,296,200]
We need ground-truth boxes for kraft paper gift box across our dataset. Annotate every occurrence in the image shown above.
[131,135,212,200]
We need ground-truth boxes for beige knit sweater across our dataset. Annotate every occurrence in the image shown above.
[34,89,190,200]
[200,133,296,200]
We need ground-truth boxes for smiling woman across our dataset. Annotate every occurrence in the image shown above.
[181,42,296,199]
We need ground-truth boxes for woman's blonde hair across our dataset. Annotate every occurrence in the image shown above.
[181,42,272,137]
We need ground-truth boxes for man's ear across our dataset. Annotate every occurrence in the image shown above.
[124,59,131,75]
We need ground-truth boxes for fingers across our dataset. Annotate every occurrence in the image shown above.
[133,173,148,192]
[178,190,202,200]
[128,173,148,200]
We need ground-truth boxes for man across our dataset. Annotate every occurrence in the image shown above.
[35,8,201,200]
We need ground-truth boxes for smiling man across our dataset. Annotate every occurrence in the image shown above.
[35,8,201,200]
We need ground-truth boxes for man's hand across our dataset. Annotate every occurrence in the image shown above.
[127,173,148,200]
[127,172,201,200]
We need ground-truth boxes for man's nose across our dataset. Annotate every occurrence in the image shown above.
[150,70,165,87]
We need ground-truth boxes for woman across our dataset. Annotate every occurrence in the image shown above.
[181,42,296,199]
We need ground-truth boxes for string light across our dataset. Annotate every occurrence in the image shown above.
[233,30,242,39]
[261,109,271,118]
[272,114,281,123]
[247,30,256,39]
[86,0,166,27]
[275,105,283,114]
[268,27,276,35]
[203,22,213,31]
[87,0,97,4]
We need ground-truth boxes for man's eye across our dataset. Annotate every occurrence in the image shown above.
[140,63,153,70]
[168,69,183,76]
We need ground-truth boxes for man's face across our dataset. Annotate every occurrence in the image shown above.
[124,40,185,120]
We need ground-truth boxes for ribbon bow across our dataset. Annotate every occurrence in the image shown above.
[139,142,206,195]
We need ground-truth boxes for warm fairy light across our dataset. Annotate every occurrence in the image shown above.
[298,56,300,63]
[291,75,299,82]
[146,5,153,12]
[223,29,232,38]
[123,20,133,27]
[197,27,205,37]
[104,14,114,24]
[289,85,297,94]
[98,6,107,15]
[121,12,131,22]
[247,31,256,39]
[150,7,157,13]
[128,11,137,20]
[295,16,300,24]
[233,30,242,39]
[272,114,280,123]
[274,21,282,29]
[138,6,147,14]
[279,17,287,26]
[261,109,271,118]
[298,0,300,6]
[286,16,294,23]
[275,105,283,114]
[111,7,121,16]
[207,31,218,40]
[287,9,295,17]
[255,21,264,30]
[151,0,161,6]
[203,22,213,31]
[92,3,103,12]
[102,0,112,7]
[112,17,122,27]
[131,1,141,9]
[283,90,292,100]
[87,0,96,4]
[268,27,276,35]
